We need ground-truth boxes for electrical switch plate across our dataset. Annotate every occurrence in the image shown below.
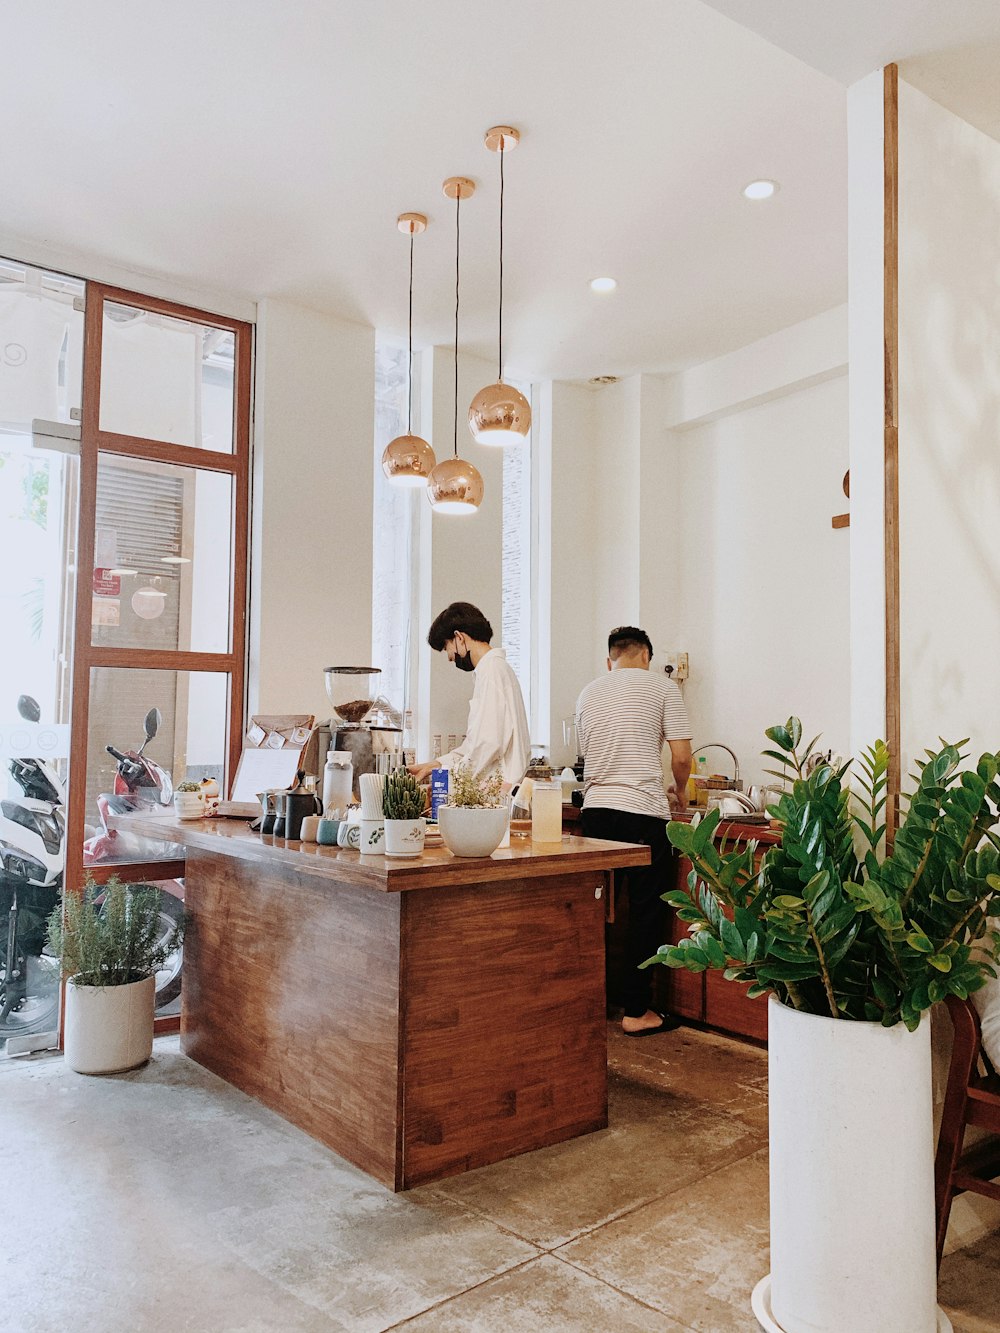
[663,651,689,682]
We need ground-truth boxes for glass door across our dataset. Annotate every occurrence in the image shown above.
[0,257,83,1053]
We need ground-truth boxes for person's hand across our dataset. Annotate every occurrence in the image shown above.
[408,761,435,782]
[666,784,685,814]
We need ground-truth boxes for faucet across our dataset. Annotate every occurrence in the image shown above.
[691,742,741,790]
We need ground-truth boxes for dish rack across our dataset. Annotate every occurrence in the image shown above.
[691,743,743,792]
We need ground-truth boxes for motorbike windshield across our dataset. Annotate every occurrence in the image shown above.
[9,759,62,805]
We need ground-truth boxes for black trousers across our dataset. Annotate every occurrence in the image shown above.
[581,806,671,1018]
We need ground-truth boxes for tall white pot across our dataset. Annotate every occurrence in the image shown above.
[752,994,951,1333]
[64,974,156,1074]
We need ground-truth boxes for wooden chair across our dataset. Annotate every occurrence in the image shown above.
[934,993,1000,1266]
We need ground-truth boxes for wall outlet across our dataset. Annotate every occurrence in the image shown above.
[663,651,689,683]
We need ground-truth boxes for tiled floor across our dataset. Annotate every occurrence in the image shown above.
[0,1024,995,1332]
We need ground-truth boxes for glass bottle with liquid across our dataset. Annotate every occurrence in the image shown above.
[531,778,563,844]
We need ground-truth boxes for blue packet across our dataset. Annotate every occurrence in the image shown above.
[430,768,449,821]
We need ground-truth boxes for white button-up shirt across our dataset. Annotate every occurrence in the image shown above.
[439,647,530,787]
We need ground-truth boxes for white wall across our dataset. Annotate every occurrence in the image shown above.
[671,376,850,788]
[251,298,375,720]
[898,80,1000,778]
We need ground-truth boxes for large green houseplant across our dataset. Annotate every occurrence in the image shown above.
[647,719,1000,1333]
[648,719,1000,1027]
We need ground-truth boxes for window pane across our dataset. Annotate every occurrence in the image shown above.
[99,301,234,452]
[91,454,233,653]
[372,340,418,722]
[502,380,532,720]
[84,667,229,866]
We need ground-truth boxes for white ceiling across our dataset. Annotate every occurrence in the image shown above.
[0,0,857,380]
[6,3,1000,382]
[699,0,1000,87]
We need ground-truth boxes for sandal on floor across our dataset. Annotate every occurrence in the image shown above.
[623,1013,681,1037]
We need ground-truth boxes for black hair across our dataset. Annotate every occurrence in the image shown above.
[607,625,653,660]
[427,602,494,652]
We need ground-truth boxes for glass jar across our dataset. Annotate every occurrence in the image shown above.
[531,778,563,844]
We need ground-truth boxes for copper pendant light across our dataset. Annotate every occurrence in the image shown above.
[382,213,437,486]
[428,178,484,515]
[469,126,531,447]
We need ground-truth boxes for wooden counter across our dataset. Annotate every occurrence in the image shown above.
[130,816,649,1191]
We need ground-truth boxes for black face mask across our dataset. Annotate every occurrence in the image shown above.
[454,649,475,673]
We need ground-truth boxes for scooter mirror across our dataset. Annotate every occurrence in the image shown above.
[143,707,162,743]
[17,694,41,723]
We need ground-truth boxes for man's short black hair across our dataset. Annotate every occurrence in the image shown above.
[607,625,653,660]
[427,602,494,652]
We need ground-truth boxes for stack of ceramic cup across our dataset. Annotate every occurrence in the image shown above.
[359,774,385,855]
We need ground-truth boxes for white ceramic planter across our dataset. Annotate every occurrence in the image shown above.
[438,804,508,858]
[384,817,426,857]
[751,994,951,1333]
[173,792,203,820]
[359,819,385,854]
[64,973,156,1075]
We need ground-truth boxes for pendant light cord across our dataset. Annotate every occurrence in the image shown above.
[498,135,505,382]
[453,190,461,459]
[407,231,414,434]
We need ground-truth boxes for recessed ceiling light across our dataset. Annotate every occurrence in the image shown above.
[743,180,778,201]
[161,555,191,564]
[590,277,617,293]
[107,567,137,577]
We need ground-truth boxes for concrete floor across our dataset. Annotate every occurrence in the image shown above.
[1,1024,996,1332]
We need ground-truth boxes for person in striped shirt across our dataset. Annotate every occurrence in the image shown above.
[575,626,693,1037]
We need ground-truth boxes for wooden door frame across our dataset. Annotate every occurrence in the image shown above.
[884,64,901,839]
[65,283,252,1030]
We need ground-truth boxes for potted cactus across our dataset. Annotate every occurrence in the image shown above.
[381,769,426,857]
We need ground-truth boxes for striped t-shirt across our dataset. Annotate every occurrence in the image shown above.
[575,669,692,820]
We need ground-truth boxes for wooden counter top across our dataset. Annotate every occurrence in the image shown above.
[128,813,650,893]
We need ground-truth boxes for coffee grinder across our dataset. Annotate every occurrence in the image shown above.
[319,666,402,787]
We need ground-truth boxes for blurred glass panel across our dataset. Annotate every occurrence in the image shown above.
[99,300,234,452]
[0,255,81,1056]
[0,256,84,429]
[90,453,233,653]
[84,667,229,866]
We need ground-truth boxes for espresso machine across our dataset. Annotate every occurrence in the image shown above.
[317,666,402,789]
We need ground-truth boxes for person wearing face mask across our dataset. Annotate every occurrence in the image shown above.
[408,602,530,786]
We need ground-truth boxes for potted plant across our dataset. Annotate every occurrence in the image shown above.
[381,769,426,857]
[647,719,1000,1333]
[438,764,509,858]
[48,875,186,1075]
[174,780,203,819]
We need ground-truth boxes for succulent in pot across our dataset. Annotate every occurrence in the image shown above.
[174,780,203,820]
[48,875,186,1075]
[438,763,509,858]
[381,768,426,858]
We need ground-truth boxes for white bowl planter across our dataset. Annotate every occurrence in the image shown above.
[64,973,156,1075]
[384,817,426,858]
[438,804,508,858]
[751,994,952,1333]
